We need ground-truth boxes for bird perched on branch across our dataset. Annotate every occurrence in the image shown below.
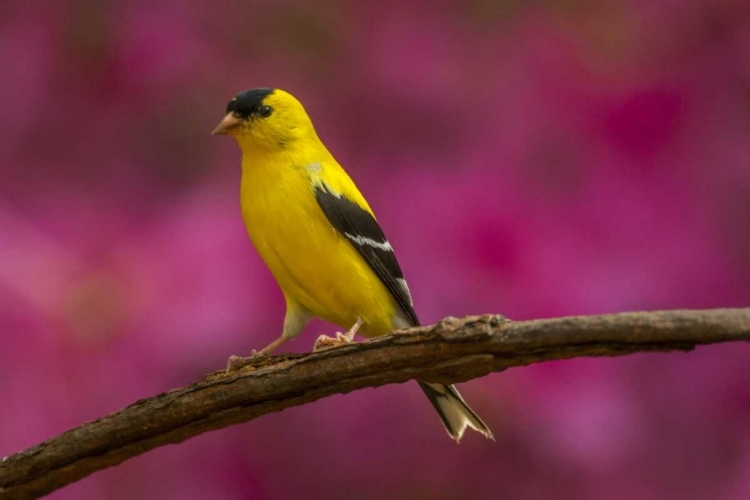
[212,87,492,442]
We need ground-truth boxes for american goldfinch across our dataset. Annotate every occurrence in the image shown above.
[212,88,492,442]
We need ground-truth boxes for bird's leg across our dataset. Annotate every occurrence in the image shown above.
[253,335,289,357]
[225,335,287,373]
[338,317,364,342]
[314,318,363,351]
[225,307,310,372]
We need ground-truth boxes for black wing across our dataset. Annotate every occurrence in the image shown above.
[314,186,419,327]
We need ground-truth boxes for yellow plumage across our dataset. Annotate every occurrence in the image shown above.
[239,135,398,337]
[213,88,492,442]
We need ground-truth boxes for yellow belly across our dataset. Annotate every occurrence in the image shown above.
[240,160,398,337]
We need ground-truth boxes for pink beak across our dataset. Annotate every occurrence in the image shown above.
[211,113,243,135]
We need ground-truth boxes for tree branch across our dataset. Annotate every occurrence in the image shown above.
[2,308,749,499]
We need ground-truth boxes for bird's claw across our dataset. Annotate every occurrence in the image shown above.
[225,350,264,373]
[337,331,353,342]
[313,331,353,351]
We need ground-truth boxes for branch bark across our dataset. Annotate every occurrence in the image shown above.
[2,308,749,499]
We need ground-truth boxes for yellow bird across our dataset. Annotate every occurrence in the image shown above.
[212,88,492,442]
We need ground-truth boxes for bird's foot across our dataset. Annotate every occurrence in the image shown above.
[313,318,364,351]
[225,351,263,373]
[313,331,353,351]
[226,335,289,372]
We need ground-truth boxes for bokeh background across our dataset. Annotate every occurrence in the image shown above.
[2,0,750,498]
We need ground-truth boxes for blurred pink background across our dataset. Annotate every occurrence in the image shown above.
[2,1,750,499]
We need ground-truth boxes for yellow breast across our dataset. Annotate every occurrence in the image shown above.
[240,154,398,336]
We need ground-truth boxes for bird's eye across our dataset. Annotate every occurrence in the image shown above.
[258,105,273,118]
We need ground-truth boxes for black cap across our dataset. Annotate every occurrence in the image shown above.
[226,88,275,118]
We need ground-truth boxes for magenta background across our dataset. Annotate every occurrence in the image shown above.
[2,1,750,499]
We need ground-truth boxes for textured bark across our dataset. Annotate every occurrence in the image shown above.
[1,308,749,499]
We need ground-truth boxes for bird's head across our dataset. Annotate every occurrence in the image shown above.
[212,88,316,150]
